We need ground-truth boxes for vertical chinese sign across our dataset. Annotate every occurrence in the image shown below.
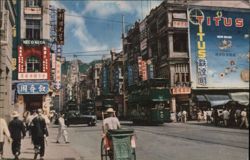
[57,9,65,45]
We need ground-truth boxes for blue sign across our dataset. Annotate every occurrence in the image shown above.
[188,8,250,89]
[17,83,49,94]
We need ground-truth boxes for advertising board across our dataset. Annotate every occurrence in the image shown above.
[188,8,250,89]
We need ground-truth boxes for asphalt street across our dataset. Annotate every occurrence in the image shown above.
[67,121,249,160]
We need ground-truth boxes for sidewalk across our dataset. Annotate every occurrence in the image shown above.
[3,125,82,160]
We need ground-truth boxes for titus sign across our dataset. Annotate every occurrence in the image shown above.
[188,8,250,89]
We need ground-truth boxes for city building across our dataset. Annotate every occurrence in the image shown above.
[122,0,249,119]
[0,0,16,120]
[13,0,52,116]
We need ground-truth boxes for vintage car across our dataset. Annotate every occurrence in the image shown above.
[64,110,97,127]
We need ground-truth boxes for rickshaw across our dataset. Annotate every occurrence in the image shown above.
[101,128,136,160]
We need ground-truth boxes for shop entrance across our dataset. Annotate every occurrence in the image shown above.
[24,95,43,111]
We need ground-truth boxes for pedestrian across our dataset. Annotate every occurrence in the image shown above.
[26,110,38,138]
[222,108,230,127]
[8,111,26,160]
[182,110,187,123]
[206,109,212,123]
[240,108,249,129]
[197,110,202,122]
[235,108,241,127]
[177,111,182,122]
[212,108,219,126]
[203,110,207,121]
[102,108,121,150]
[30,109,49,160]
[0,117,12,160]
[56,113,69,144]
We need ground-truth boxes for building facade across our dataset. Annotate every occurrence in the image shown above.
[0,0,16,120]
[123,0,249,119]
[13,0,52,116]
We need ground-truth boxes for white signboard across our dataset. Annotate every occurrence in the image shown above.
[24,7,42,15]
[18,73,48,80]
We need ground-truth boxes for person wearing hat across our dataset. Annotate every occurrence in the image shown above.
[102,108,121,134]
[102,107,121,153]
[8,111,26,160]
[0,117,12,160]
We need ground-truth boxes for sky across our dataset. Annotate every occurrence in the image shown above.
[50,0,163,63]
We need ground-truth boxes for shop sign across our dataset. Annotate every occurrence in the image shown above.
[22,39,47,45]
[173,21,188,28]
[57,9,65,45]
[171,87,191,95]
[24,7,41,15]
[18,73,48,80]
[142,61,147,80]
[17,83,49,94]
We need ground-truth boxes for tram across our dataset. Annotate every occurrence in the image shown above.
[127,78,171,124]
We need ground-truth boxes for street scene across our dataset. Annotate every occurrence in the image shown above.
[0,0,249,160]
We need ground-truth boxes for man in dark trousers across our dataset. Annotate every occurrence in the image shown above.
[30,109,49,160]
[8,111,26,160]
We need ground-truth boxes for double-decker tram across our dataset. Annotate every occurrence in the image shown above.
[127,78,171,124]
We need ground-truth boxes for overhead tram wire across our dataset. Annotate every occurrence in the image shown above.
[62,48,122,55]
[45,7,132,24]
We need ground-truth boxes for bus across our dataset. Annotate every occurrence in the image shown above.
[127,78,171,124]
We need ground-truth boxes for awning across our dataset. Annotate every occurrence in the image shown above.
[205,94,232,107]
[229,92,249,106]
[195,95,207,102]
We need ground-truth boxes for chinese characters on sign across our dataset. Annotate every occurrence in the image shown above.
[18,73,48,80]
[57,9,65,45]
[171,87,191,95]
[17,83,49,94]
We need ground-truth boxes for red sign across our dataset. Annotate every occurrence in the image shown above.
[171,87,191,95]
[173,21,188,28]
[17,45,50,80]
[142,61,147,80]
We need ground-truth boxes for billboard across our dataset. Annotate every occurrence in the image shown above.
[188,8,250,89]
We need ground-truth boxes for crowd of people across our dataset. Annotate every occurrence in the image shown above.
[0,109,69,160]
[196,107,249,128]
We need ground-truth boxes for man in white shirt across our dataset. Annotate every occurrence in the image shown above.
[102,108,121,133]
[240,108,249,129]
[102,108,121,152]
[56,113,69,143]
[222,109,230,127]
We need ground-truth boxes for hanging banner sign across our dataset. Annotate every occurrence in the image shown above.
[17,83,49,94]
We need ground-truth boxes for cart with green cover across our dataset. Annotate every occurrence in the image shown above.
[101,128,136,160]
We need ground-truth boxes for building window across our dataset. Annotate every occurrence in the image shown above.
[26,0,42,7]
[26,19,40,39]
[173,33,188,52]
[174,64,189,85]
[26,56,41,72]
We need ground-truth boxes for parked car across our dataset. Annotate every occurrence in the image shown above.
[64,110,97,127]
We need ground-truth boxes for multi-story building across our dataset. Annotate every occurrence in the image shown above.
[110,50,124,117]
[123,0,249,119]
[13,0,52,115]
[0,0,16,120]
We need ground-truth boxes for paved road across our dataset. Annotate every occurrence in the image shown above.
[67,121,249,160]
